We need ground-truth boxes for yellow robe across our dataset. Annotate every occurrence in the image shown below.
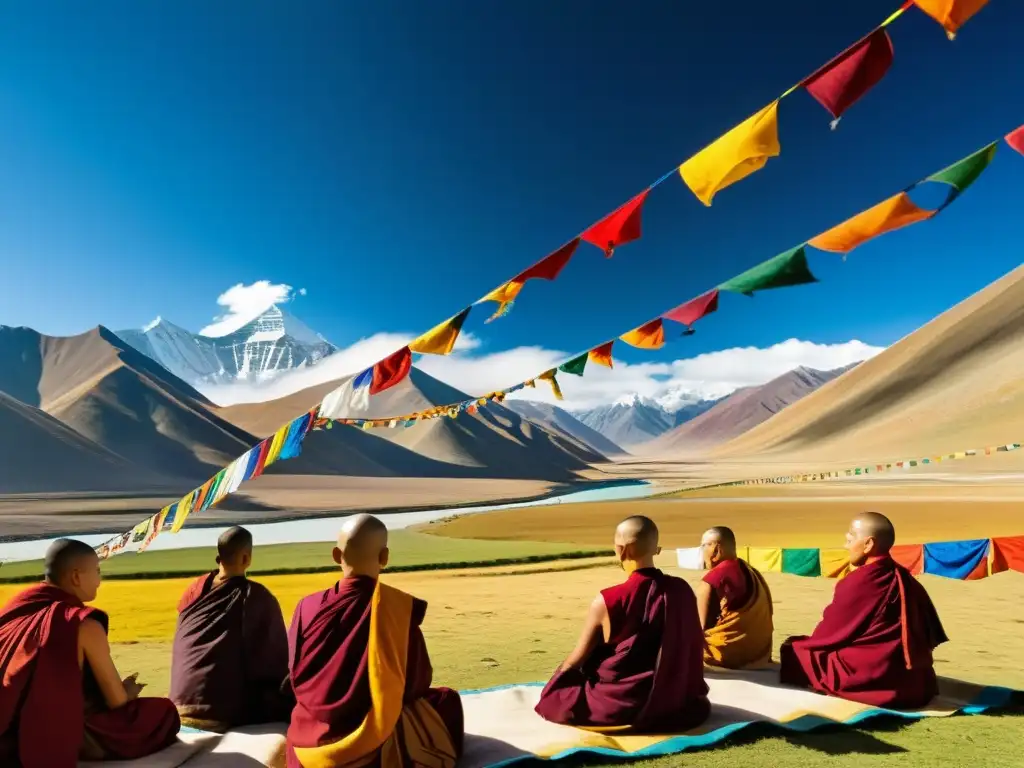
[703,561,774,669]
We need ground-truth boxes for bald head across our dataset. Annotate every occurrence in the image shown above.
[846,511,896,565]
[334,514,390,577]
[701,526,737,566]
[614,516,661,568]
[44,539,101,602]
[217,526,253,573]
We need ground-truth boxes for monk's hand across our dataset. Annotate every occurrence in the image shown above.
[122,673,145,700]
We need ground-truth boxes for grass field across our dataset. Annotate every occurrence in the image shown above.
[4,557,1020,767]
[0,530,607,582]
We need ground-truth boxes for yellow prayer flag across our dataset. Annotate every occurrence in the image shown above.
[265,423,290,467]
[746,547,782,573]
[171,490,196,534]
[481,281,523,321]
[808,192,934,254]
[538,369,563,400]
[618,319,665,350]
[913,0,988,39]
[679,101,781,206]
[409,308,471,356]
[819,548,851,579]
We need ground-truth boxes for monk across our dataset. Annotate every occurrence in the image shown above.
[170,526,292,731]
[0,539,180,766]
[535,516,710,732]
[780,512,948,708]
[695,526,774,669]
[285,514,463,768]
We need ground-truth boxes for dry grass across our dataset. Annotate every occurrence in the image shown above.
[3,561,1021,766]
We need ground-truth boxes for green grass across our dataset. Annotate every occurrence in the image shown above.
[0,530,608,582]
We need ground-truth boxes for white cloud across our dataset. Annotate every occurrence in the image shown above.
[200,281,306,337]
[201,330,883,412]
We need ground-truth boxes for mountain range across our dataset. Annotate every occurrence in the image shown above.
[574,395,722,448]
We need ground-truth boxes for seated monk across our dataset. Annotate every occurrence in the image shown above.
[0,539,180,766]
[695,526,773,669]
[170,526,292,731]
[535,515,710,732]
[780,512,948,708]
[284,514,464,768]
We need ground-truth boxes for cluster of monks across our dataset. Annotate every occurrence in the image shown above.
[0,510,948,767]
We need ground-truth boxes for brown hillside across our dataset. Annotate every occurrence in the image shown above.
[715,264,1024,463]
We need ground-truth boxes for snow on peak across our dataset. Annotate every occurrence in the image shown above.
[142,316,163,332]
[612,392,663,409]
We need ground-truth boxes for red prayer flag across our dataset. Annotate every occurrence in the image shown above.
[1007,125,1024,156]
[890,544,923,575]
[581,189,650,258]
[804,29,894,121]
[662,289,720,328]
[371,346,412,395]
[991,536,1024,574]
[516,238,580,282]
[588,341,614,368]
[250,438,273,479]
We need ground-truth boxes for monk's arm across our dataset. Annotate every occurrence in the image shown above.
[560,595,608,672]
[79,619,130,709]
[694,581,715,630]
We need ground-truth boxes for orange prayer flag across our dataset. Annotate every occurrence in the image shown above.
[588,341,615,369]
[619,319,665,350]
[409,307,471,355]
[679,101,781,206]
[913,0,989,39]
[1008,125,1024,156]
[807,192,934,255]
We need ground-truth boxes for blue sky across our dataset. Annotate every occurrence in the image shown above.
[0,1,1022,407]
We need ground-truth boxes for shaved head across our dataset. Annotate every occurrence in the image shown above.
[614,515,661,570]
[217,526,253,567]
[701,526,737,567]
[334,514,390,577]
[846,511,896,565]
[44,539,101,602]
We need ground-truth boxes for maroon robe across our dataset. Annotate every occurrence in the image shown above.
[535,568,710,732]
[780,555,948,708]
[702,558,753,628]
[285,576,463,768]
[170,572,292,730]
[0,583,180,767]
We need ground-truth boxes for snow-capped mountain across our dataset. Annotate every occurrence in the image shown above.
[574,393,721,447]
[115,305,337,389]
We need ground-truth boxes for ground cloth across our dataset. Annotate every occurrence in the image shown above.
[82,670,1018,768]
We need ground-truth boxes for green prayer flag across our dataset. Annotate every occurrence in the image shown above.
[558,352,589,376]
[204,469,228,510]
[719,245,818,296]
[781,548,821,577]
[927,142,998,196]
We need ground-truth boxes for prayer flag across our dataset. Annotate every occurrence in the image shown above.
[781,548,822,577]
[804,29,894,122]
[538,369,563,400]
[518,238,580,281]
[280,411,314,461]
[819,548,851,579]
[265,423,290,467]
[171,490,196,534]
[808,192,934,254]
[990,536,1024,574]
[353,367,373,389]
[582,192,649,257]
[138,511,165,553]
[925,141,997,207]
[913,0,989,39]
[746,547,782,573]
[482,281,523,322]
[619,318,665,349]
[923,539,989,580]
[409,307,471,355]
[1008,125,1024,156]
[202,469,227,511]
[662,289,719,328]
[371,346,412,394]
[588,341,614,369]
[249,438,273,479]
[559,352,589,376]
[161,502,180,532]
[679,101,781,206]
[890,544,924,575]
[719,245,817,295]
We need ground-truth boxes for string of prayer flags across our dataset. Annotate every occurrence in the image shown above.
[137,510,165,553]
[662,290,720,332]
[679,102,781,206]
[588,341,615,369]
[808,192,934,255]
[538,369,563,400]
[582,192,649,258]
[558,352,589,376]
[481,239,580,322]
[719,246,818,296]
[371,346,412,395]
[1008,125,1024,156]
[924,141,998,208]
[619,318,666,350]
[409,307,471,355]
[913,0,989,39]
[803,29,894,124]
[280,409,317,462]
